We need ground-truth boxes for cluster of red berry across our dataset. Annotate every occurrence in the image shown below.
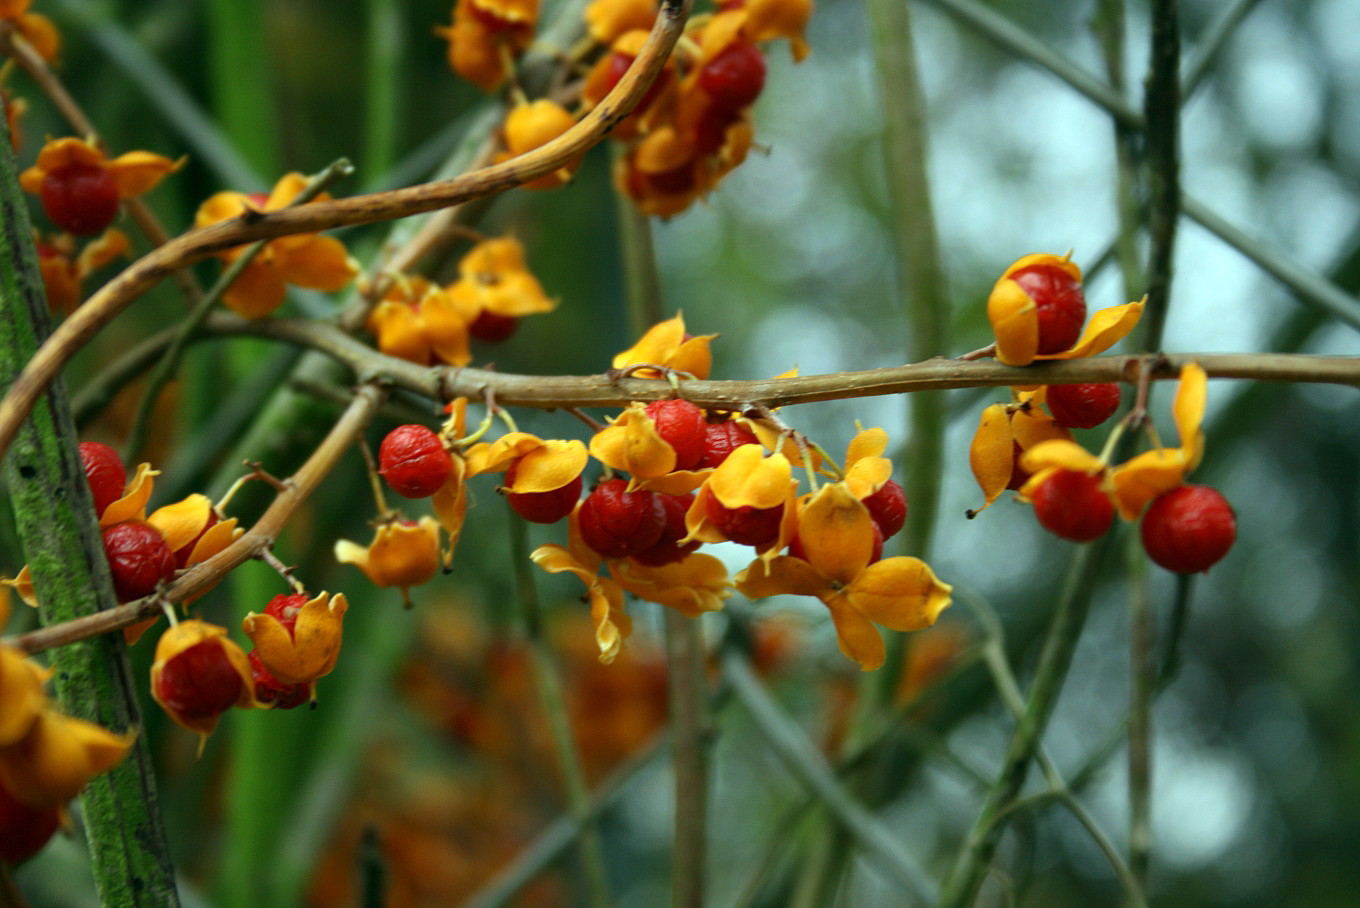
[977,256,1238,574]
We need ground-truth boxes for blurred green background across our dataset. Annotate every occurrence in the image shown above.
[3,0,1360,905]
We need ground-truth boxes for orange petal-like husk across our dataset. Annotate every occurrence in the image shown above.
[242,591,347,686]
[825,600,886,671]
[1040,299,1144,361]
[968,403,1015,512]
[848,556,952,633]
[432,466,469,558]
[194,190,253,229]
[796,483,876,585]
[0,646,48,748]
[367,299,431,365]
[107,150,183,198]
[508,440,588,493]
[150,620,257,749]
[146,494,214,553]
[987,277,1039,367]
[1109,449,1189,521]
[589,403,676,479]
[1019,438,1104,476]
[220,261,289,319]
[584,0,656,44]
[100,463,158,526]
[464,432,544,476]
[0,711,134,807]
[706,445,793,510]
[734,554,827,599]
[274,235,357,293]
[611,553,731,616]
[1173,362,1207,470]
[420,287,476,367]
[15,12,60,63]
[743,0,814,60]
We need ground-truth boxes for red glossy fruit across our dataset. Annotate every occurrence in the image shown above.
[698,419,759,469]
[378,425,452,498]
[248,649,310,709]
[578,479,666,558]
[862,479,907,540]
[79,441,126,516]
[102,521,177,601]
[264,592,310,633]
[0,779,60,864]
[1006,443,1032,492]
[699,40,767,112]
[632,492,700,566]
[504,460,582,524]
[1030,469,1114,542]
[646,399,707,470]
[1140,484,1236,573]
[1046,383,1121,429]
[469,310,520,342]
[40,162,120,236]
[1009,263,1086,354]
[704,495,784,547]
[153,640,247,721]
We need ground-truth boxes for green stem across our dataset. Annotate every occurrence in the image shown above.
[723,649,937,904]
[937,540,1107,907]
[507,510,611,908]
[363,0,403,189]
[207,0,278,178]
[865,0,949,705]
[615,168,712,908]
[1127,541,1153,891]
[0,105,180,907]
[1139,0,1181,351]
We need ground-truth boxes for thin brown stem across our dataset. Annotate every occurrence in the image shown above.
[0,0,693,461]
[8,382,387,655]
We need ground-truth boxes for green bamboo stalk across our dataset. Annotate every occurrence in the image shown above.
[722,650,938,904]
[936,540,1107,907]
[206,0,279,179]
[362,0,403,189]
[616,174,712,908]
[507,509,611,908]
[0,104,180,908]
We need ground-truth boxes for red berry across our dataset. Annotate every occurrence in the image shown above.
[378,425,452,498]
[646,399,707,470]
[153,640,247,721]
[40,162,120,236]
[1005,443,1033,492]
[704,495,784,547]
[504,460,582,524]
[1030,470,1114,542]
[578,479,666,558]
[1140,484,1236,573]
[699,40,767,112]
[862,479,907,540]
[633,492,701,566]
[264,592,311,634]
[0,779,60,864]
[102,521,177,601]
[469,310,520,342]
[699,419,759,469]
[1009,263,1086,354]
[248,649,310,709]
[79,441,127,516]
[1046,383,1121,429]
